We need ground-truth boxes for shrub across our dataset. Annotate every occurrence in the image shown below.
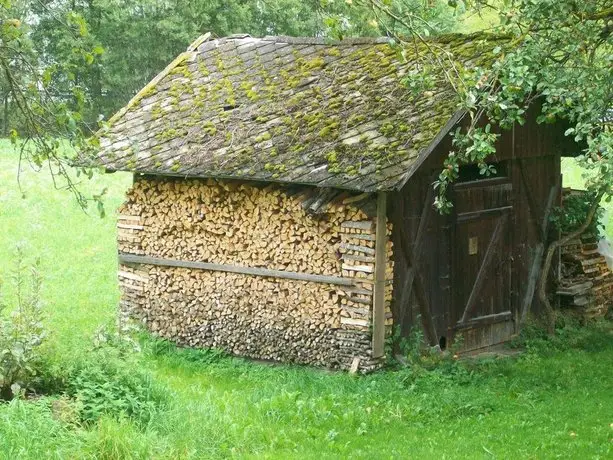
[550,191,605,237]
[64,352,167,425]
[0,256,47,400]
[92,317,143,359]
[510,315,613,355]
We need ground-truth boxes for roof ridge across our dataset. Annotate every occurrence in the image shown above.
[187,32,212,51]
[207,31,507,47]
[208,35,390,47]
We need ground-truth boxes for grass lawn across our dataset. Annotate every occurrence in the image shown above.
[0,144,612,459]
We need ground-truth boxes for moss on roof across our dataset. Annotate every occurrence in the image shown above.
[89,32,507,192]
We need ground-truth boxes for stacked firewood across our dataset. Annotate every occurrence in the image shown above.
[116,177,394,371]
[335,219,394,371]
[120,178,372,274]
[145,268,343,365]
[558,232,612,319]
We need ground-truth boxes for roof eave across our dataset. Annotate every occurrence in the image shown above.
[120,169,383,193]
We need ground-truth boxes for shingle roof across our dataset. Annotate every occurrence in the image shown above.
[85,32,507,192]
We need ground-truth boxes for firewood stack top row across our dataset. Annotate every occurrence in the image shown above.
[558,231,612,319]
[117,176,393,372]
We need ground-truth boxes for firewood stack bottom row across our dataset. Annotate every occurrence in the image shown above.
[116,177,394,372]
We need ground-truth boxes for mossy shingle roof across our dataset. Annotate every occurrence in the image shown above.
[88,33,506,191]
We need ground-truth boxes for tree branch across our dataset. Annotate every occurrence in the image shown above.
[538,190,605,333]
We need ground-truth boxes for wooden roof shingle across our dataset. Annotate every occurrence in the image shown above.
[84,33,507,191]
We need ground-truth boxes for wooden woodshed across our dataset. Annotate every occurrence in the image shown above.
[83,33,576,371]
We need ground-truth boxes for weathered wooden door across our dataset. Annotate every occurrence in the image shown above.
[450,179,515,350]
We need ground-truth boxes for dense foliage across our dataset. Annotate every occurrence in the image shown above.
[0,0,104,208]
[27,0,455,127]
[550,191,606,237]
[446,0,612,213]
[63,353,167,425]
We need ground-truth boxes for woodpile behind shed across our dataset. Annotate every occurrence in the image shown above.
[557,189,613,319]
[558,232,612,319]
[117,176,393,371]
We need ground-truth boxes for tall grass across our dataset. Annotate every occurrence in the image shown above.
[1,143,612,458]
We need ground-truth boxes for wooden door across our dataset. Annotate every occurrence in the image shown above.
[451,179,515,350]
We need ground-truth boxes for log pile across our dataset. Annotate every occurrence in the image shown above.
[116,176,394,371]
[558,232,612,319]
[335,218,394,371]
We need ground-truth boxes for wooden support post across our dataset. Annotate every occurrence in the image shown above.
[372,192,387,358]
[520,243,544,323]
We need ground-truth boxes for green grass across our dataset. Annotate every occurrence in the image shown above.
[0,144,131,356]
[1,143,612,459]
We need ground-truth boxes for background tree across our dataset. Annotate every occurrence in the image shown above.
[0,0,103,208]
[30,0,457,126]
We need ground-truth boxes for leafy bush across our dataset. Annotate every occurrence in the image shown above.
[0,256,47,400]
[92,317,143,358]
[64,352,167,425]
[0,252,168,428]
[510,315,613,355]
[550,191,605,236]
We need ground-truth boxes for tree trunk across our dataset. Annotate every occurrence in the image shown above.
[538,191,605,334]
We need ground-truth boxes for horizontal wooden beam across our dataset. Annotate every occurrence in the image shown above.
[453,177,510,190]
[455,311,512,330]
[457,205,513,223]
[118,253,356,286]
[341,220,373,231]
[339,243,375,255]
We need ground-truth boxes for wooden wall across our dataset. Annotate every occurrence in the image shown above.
[389,115,568,351]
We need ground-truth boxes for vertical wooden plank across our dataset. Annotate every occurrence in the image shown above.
[391,178,439,347]
[399,183,435,309]
[520,182,559,323]
[520,243,544,323]
[372,192,387,358]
